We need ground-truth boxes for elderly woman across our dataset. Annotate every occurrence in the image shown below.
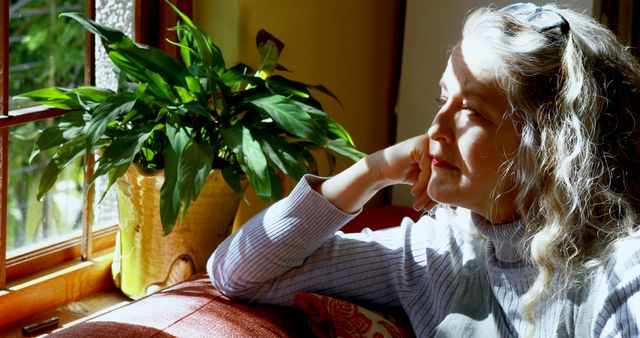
[208,3,640,337]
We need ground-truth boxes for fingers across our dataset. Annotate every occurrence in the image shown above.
[410,148,430,193]
[412,193,435,211]
[410,171,427,197]
[375,136,426,185]
[411,167,432,211]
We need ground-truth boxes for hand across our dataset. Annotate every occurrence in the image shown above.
[366,134,435,211]
[318,134,435,213]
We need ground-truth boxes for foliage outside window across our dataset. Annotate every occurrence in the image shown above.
[7,0,86,255]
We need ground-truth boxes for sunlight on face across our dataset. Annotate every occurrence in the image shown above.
[426,37,521,224]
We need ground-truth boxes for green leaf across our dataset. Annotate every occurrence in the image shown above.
[221,126,243,153]
[221,166,243,194]
[222,126,271,200]
[37,136,86,200]
[112,43,203,99]
[177,141,213,208]
[267,167,283,200]
[266,76,311,99]
[325,151,337,175]
[239,127,271,200]
[160,141,181,235]
[166,121,190,153]
[249,95,329,146]
[38,161,64,202]
[60,12,130,45]
[180,102,213,120]
[256,30,284,78]
[86,93,137,146]
[306,83,341,105]
[166,0,225,74]
[290,99,328,118]
[164,0,197,28]
[91,127,156,192]
[292,101,356,146]
[298,147,319,175]
[221,68,264,89]
[174,86,193,103]
[266,76,341,106]
[167,26,195,67]
[327,138,367,162]
[107,49,174,101]
[30,110,87,163]
[254,131,307,180]
[325,120,356,146]
[159,122,192,233]
[97,164,129,203]
[64,12,204,104]
[17,87,81,110]
[184,76,205,105]
[158,121,216,234]
[70,86,115,103]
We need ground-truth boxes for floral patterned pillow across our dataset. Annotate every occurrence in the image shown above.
[294,291,415,338]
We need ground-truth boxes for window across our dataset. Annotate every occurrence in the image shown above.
[0,0,124,289]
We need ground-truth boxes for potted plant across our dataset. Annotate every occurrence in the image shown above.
[19,2,364,298]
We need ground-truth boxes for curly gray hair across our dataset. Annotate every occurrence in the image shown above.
[462,3,640,334]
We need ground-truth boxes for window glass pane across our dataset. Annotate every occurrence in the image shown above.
[94,0,134,90]
[7,119,83,256]
[93,174,118,230]
[90,0,135,231]
[9,0,86,110]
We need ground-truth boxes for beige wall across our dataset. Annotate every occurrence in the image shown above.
[391,0,594,206]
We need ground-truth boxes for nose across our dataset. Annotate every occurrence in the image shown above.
[427,107,454,143]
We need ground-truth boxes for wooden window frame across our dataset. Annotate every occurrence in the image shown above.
[135,0,193,59]
[0,0,114,328]
[1,0,9,291]
[0,0,110,289]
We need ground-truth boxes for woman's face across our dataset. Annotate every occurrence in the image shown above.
[427,37,521,224]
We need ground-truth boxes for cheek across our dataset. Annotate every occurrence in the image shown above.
[458,133,502,177]
[460,130,520,194]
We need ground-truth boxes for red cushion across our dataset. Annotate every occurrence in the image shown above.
[341,205,420,233]
[294,292,414,338]
[51,274,311,338]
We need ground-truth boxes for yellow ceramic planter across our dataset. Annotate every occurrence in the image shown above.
[112,164,241,299]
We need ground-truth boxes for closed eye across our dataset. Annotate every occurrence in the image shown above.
[436,97,488,122]
[460,103,487,121]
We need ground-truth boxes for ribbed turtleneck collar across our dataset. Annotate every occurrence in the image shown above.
[470,212,525,265]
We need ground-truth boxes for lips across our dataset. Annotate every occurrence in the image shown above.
[431,156,457,169]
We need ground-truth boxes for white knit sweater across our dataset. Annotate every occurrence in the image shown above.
[208,175,640,337]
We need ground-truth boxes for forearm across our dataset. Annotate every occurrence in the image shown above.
[207,175,357,299]
[317,155,388,214]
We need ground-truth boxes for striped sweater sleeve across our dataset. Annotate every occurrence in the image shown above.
[207,175,464,312]
[207,175,358,304]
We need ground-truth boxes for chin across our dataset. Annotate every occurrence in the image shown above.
[427,185,458,207]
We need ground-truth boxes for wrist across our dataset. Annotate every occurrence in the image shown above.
[318,157,385,213]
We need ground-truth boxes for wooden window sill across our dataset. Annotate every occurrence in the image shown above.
[0,289,130,337]
[0,249,118,331]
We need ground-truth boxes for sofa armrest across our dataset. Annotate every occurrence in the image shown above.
[51,273,311,338]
